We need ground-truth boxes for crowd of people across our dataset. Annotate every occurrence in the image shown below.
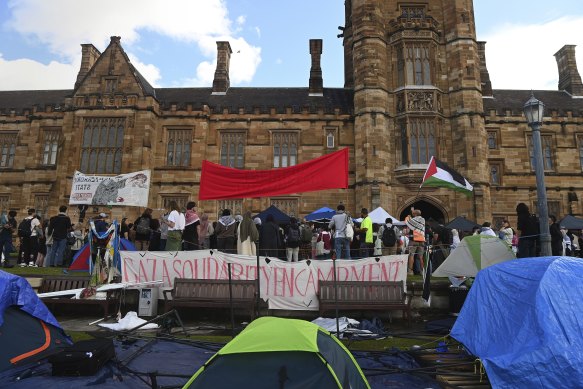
[2,201,582,273]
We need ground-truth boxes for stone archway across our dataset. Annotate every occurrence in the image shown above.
[398,198,447,223]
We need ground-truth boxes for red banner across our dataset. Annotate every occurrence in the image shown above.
[199,148,349,200]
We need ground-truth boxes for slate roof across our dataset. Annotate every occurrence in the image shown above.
[0,87,354,115]
[484,89,583,117]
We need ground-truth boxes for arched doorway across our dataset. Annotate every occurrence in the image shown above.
[399,199,447,223]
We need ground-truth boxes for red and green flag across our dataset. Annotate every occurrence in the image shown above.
[421,156,473,196]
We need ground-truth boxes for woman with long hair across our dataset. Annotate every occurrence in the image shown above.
[198,213,214,249]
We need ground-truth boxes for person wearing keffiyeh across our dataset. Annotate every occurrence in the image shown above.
[215,209,237,254]
[183,201,200,250]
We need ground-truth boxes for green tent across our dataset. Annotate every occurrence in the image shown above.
[183,316,370,389]
[432,235,515,278]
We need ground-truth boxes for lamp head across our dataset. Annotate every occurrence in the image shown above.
[523,92,545,125]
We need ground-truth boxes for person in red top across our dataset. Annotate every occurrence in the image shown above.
[316,225,332,259]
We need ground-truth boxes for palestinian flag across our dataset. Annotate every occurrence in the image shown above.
[421,156,473,195]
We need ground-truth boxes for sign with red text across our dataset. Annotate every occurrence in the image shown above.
[120,250,407,311]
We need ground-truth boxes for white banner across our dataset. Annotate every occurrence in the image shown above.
[120,250,408,310]
[69,170,151,207]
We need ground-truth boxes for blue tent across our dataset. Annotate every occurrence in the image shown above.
[305,206,335,222]
[253,205,291,225]
[451,256,583,389]
[0,271,71,371]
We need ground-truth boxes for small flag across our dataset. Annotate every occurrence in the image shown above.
[421,156,473,196]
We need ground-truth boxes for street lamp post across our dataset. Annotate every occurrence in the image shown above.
[523,93,552,257]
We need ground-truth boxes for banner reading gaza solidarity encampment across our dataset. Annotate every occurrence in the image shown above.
[69,170,151,207]
[120,250,407,310]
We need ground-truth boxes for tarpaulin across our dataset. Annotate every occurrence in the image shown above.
[199,148,349,200]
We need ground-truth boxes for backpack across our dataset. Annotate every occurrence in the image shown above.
[17,218,32,238]
[287,227,300,244]
[300,226,312,243]
[136,217,150,235]
[381,226,397,247]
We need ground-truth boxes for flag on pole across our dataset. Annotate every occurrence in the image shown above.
[421,156,473,196]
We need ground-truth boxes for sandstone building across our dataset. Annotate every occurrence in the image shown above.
[1,0,583,229]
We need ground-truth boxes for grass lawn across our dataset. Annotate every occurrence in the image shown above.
[2,266,80,276]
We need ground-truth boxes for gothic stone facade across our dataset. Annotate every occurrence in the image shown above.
[1,0,583,229]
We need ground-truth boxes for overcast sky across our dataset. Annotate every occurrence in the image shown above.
[0,0,582,91]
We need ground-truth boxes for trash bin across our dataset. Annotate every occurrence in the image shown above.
[449,286,469,315]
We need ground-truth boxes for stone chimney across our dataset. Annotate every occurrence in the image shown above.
[554,45,583,96]
[309,39,323,96]
[212,41,232,95]
[75,44,101,89]
[477,42,492,97]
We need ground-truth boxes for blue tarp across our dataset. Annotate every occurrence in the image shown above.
[305,207,335,222]
[451,256,583,389]
[0,338,440,389]
[0,270,62,329]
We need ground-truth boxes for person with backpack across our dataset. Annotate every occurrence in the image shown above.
[285,218,301,262]
[17,208,36,267]
[378,217,399,255]
[214,208,237,254]
[133,208,153,251]
[0,210,17,268]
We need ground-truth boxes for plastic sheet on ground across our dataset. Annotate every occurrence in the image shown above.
[98,311,159,331]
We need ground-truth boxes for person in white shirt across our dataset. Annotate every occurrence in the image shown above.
[479,222,497,237]
[163,201,184,251]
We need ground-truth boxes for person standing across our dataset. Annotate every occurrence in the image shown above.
[357,208,374,258]
[0,210,17,268]
[479,222,497,237]
[405,208,425,275]
[260,214,280,257]
[47,205,73,267]
[215,209,237,253]
[197,213,214,250]
[499,220,514,248]
[164,201,184,251]
[134,208,153,251]
[378,217,400,255]
[549,215,563,256]
[120,217,129,240]
[17,208,35,267]
[183,201,200,250]
[159,212,169,251]
[285,218,301,262]
[148,219,161,251]
[237,211,259,256]
[328,204,353,259]
[516,203,538,258]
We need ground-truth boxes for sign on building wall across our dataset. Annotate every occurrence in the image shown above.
[120,250,407,311]
[69,170,151,207]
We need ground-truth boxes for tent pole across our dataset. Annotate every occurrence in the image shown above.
[256,240,261,317]
[332,255,340,337]
[228,263,235,337]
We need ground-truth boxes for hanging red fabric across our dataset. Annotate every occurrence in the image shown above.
[199,148,349,200]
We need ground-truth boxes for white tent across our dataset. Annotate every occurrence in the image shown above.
[433,235,515,278]
[354,207,405,225]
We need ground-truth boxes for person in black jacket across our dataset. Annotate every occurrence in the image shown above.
[47,205,72,267]
[549,215,563,256]
[516,203,538,258]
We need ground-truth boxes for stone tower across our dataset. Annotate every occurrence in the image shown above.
[343,0,490,221]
